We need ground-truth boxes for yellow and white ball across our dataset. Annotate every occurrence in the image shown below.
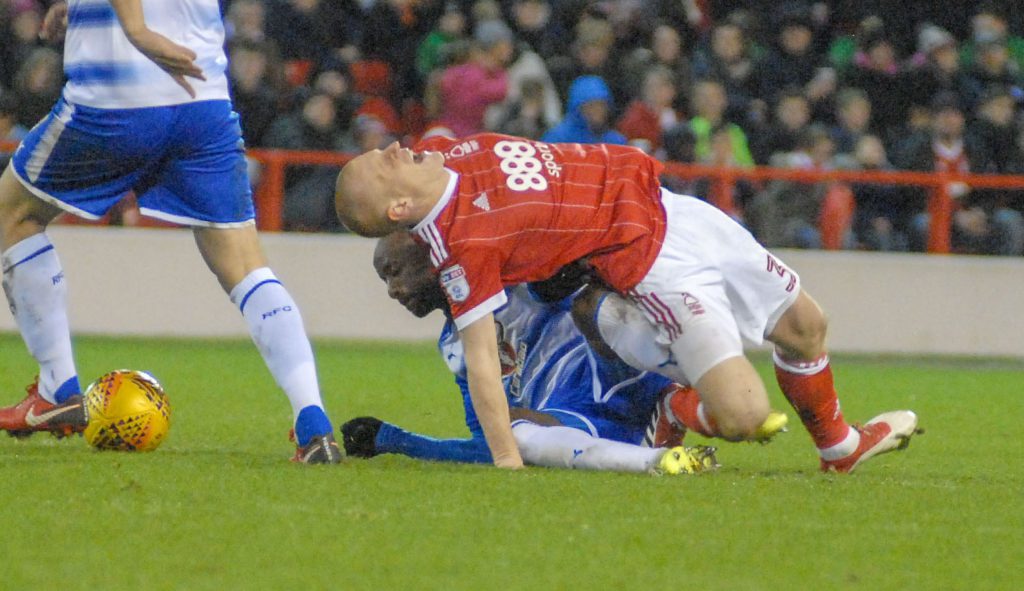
[84,370,171,452]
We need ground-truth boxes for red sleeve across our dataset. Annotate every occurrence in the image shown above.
[439,245,508,331]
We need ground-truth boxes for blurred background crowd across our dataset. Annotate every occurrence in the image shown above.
[2,0,1024,254]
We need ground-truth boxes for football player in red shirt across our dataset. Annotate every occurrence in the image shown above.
[335,134,920,472]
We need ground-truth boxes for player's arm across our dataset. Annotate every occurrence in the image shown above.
[341,374,497,464]
[108,0,206,97]
[460,314,524,469]
[340,416,494,463]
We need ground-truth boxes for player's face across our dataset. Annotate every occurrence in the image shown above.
[373,234,446,318]
[377,141,446,179]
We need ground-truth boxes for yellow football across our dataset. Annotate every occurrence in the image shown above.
[83,370,171,452]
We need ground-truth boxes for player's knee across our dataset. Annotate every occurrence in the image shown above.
[714,404,770,441]
[0,195,52,247]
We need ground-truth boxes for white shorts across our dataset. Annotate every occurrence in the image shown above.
[604,190,801,384]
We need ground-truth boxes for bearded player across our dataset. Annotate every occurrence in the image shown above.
[335,135,920,472]
[342,232,758,475]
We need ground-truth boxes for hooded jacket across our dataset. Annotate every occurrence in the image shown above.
[541,76,627,145]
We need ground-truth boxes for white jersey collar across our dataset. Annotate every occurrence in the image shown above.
[412,168,459,233]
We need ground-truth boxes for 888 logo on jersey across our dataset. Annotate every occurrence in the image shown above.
[494,140,562,192]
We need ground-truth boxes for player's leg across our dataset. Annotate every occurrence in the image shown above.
[1,99,172,424]
[0,166,84,435]
[192,213,339,462]
[0,164,99,431]
[609,288,773,441]
[138,100,339,462]
[768,288,918,472]
[575,287,786,443]
[511,419,713,475]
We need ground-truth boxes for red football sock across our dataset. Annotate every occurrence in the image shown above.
[667,385,719,438]
[773,350,851,450]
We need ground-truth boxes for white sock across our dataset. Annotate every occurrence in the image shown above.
[1,233,78,403]
[512,421,664,473]
[229,268,324,420]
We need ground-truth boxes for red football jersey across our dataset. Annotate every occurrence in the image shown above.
[412,133,667,329]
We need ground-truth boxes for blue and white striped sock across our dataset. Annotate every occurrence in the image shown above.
[230,267,331,444]
[1,233,80,403]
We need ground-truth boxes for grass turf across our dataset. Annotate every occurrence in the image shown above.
[1,334,1022,590]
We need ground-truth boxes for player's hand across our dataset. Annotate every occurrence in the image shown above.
[493,451,525,470]
[340,416,384,458]
[125,28,206,98]
[40,2,69,43]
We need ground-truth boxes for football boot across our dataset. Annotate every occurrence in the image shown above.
[0,379,87,439]
[820,411,920,473]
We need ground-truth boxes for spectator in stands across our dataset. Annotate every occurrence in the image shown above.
[647,0,708,50]
[616,66,682,154]
[436,20,514,138]
[11,47,62,128]
[841,18,911,143]
[907,25,975,116]
[692,19,759,128]
[750,87,812,165]
[847,135,909,251]
[228,39,285,148]
[964,36,1024,110]
[658,123,699,195]
[895,92,1024,256]
[0,91,28,170]
[311,61,362,139]
[548,18,617,106]
[264,92,348,231]
[830,87,872,156]
[509,0,566,62]
[0,0,42,90]
[541,75,625,145]
[265,0,348,62]
[619,24,692,119]
[493,78,548,140]
[754,3,835,121]
[967,86,1024,245]
[225,0,269,43]
[346,113,395,154]
[360,0,446,104]
[689,78,754,168]
[0,91,27,144]
[483,30,562,135]
[968,85,1024,175]
[416,2,467,79]
[960,2,1024,76]
[701,124,759,220]
[748,124,840,249]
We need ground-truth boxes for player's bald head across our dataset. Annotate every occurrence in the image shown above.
[334,156,394,237]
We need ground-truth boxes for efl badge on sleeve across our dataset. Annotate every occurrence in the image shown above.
[440,265,470,302]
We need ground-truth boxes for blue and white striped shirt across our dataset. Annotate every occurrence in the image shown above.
[64,0,230,108]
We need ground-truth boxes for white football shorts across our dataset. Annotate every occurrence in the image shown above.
[600,189,801,384]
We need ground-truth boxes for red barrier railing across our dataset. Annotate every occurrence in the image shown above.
[6,140,1024,254]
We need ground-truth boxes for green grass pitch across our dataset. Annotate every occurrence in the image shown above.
[1,333,1022,590]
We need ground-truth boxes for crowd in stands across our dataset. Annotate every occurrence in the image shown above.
[2,0,1024,255]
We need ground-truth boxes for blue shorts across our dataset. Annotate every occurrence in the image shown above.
[538,353,672,445]
[11,97,254,227]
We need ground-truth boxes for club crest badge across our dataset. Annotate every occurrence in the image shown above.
[440,264,470,302]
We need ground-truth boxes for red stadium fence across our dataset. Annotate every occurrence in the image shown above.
[5,140,1024,254]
